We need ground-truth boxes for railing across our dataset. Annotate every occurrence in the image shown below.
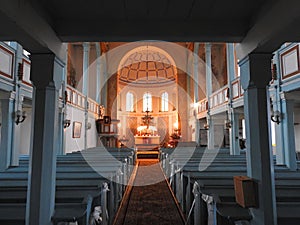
[66,85,100,115]
[0,43,100,115]
[66,86,86,109]
[0,43,14,80]
[197,98,208,113]
[22,57,32,86]
[196,78,244,116]
[87,98,100,115]
[231,77,243,99]
[209,85,229,109]
[279,43,300,82]
[0,42,33,89]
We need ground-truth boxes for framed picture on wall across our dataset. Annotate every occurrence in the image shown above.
[73,121,82,138]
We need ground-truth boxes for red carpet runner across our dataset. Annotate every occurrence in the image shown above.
[114,159,185,225]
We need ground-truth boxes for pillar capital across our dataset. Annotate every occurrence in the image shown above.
[30,53,64,90]
[280,91,300,101]
[83,42,90,51]
[205,42,211,49]
[193,42,199,54]
[239,53,273,90]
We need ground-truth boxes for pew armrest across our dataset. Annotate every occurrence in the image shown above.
[216,202,252,222]
[52,195,93,225]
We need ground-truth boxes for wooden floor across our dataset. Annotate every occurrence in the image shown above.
[113,159,185,225]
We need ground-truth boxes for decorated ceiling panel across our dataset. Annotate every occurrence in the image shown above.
[119,47,176,84]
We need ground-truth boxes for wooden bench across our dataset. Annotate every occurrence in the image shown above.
[0,195,94,225]
[0,150,133,225]
[0,171,116,225]
[179,167,300,225]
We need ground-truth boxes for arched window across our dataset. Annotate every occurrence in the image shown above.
[143,92,152,112]
[126,92,134,112]
[161,92,168,112]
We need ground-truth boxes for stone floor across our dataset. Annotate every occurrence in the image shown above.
[114,159,185,225]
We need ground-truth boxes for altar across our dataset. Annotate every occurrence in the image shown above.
[134,135,160,151]
[134,109,161,159]
[134,135,160,159]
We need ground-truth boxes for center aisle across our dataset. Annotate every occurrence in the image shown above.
[113,159,185,225]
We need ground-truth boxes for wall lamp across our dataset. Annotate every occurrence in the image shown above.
[87,122,92,130]
[64,119,71,128]
[224,119,232,129]
[271,110,281,124]
[224,110,232,129]
[15,110,26,125]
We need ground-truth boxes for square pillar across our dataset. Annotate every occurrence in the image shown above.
[229,109,241,155]
[194,42,200,102]
[11,43,25,165]
[0,92,15,171]
[226,43,241,155]
[280,92,297,170]
[205,43,214,149]
[95,42,102,104]
[83,43,90,150]
[207,115,214,149]
[240,53,277,225]
[26,53,64,225]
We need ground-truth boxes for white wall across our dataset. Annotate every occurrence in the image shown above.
[0,106,33,156]
[19,108,32,155]
[294,109,300,152]
[64,104,98,153]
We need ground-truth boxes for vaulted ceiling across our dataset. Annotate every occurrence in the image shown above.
[1,0,300,59]
[119,47,176,84]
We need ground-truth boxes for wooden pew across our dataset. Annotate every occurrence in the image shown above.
[0,149,133,225]
[0,170,117,225]
[0,193,99,225]
[180,167,300,225]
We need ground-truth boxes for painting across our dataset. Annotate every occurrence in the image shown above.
[73,121,82,138]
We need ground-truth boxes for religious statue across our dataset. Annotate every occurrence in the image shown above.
[99,105,105,119]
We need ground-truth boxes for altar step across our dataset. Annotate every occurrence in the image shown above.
[113,159,185,225]
[136,150,160,159]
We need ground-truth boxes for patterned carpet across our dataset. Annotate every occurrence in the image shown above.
[119,159,185,225]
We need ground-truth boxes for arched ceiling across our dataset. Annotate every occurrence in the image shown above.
[119,47,176,84]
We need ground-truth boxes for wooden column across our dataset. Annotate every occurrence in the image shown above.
[226,43,241,155]
[193,43,200,144]
[26,53,64,225]
[205,43,214,149]
[240,53,277,225]
[0,92,15,171]
[280,92,297,170]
